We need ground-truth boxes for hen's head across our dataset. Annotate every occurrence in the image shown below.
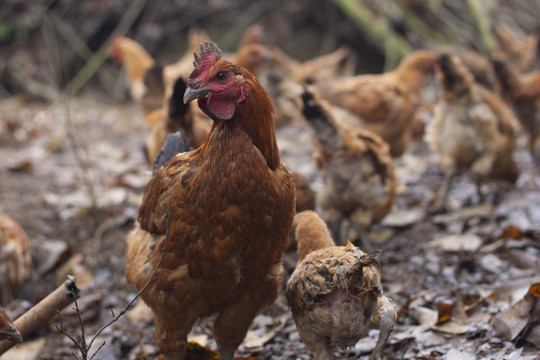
[436,53,474,100]
[184,41,248,120]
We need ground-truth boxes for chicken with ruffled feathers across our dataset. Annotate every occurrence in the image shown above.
[286,210,396,360]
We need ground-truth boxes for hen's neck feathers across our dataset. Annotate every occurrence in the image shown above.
[197,69,281,170]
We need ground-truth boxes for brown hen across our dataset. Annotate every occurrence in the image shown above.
[286,210,396,360]
[125,42,296,360]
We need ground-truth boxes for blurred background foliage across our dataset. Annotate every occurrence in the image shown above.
[0,0,538,101]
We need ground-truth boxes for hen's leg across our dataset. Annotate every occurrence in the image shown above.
[369,297,396,360]
[154,310,198,360]
[432,162,456,212]
[350,211,374,252]
[213,292,259,360]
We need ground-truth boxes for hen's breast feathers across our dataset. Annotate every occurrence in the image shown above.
[134,121,295,287]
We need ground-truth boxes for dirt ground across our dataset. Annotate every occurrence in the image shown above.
[0,93,539,360]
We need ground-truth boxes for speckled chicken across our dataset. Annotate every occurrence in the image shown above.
[315,49,437,157]
[286,210,396,360]
[0,214,31,305]
[425,54,519,210]
[301,87,395,248]
[0,306,22,343]
[493,59,540,163]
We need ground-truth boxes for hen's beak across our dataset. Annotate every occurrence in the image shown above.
[183,86,208,104]
[0,326,23,344]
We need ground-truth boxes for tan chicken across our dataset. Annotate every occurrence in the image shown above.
[301,87,395,248]
[425,54,519,210]
[0,215,31,305]
[315,50,437,157]
[145,76,212,164]
[493,26,538,73]
[110,36,163,115]
[146,31,273,164]
[286,210,396,360]
[493,60,540,162]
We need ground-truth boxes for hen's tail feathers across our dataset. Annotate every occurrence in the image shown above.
[152,130,191,173]
[167,77,191,132]
[334,249,382,293]
[301,87,342,151]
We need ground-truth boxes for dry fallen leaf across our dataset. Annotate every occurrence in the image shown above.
[382,208,425,227]
[428,233,482,252]
[491,283,540,342]
[243,313,288,348]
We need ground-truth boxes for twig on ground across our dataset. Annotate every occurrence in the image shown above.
[0,276,80,355]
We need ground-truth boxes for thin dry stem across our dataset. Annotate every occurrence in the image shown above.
[58,198,172,360]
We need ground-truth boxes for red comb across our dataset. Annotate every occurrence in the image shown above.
[192,41,222,74]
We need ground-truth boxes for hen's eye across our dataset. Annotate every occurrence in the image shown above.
[215,71,227,82]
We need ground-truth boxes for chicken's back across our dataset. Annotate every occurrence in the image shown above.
[127,124,295,321]
[315,50,436,156]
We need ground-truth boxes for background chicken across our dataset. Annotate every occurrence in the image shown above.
[125,41,296,360]
[145,76,212,164]
[493,60,540,162]
[0,306,22,344]
[0,214,31,306]
[425,54,519,210]
[301,87,395,248]
[110,36,163,116]
[314,50,437,157]
[286,210,396,360]
[493,26,538,73]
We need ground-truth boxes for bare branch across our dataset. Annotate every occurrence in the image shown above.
[85,197,172,355]
[0,277,80,354]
